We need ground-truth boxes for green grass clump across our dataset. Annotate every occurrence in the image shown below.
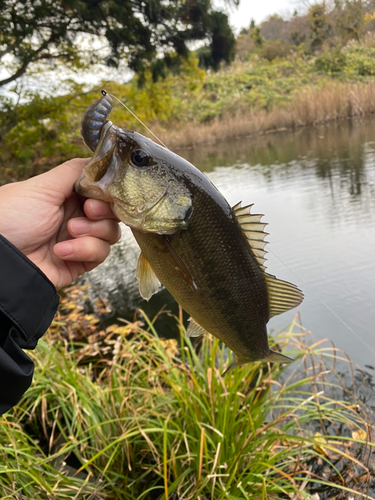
[0,290,373,499]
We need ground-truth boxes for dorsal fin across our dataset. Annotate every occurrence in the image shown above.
[265,273,304,318]
[233,202,269,269]
[233,202,303,316]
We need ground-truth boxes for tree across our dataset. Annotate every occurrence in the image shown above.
[196,10,236,70]
[334,0,364,42]
[0,0,239,87]
[306,2,332,52]
[251,26,264,47]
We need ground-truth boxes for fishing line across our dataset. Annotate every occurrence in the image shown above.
[268,248,375,357]
[102,90,169,150]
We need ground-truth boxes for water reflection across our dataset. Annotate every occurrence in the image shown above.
[81,116,375,369]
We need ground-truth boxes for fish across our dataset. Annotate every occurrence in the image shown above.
[74,92,304,374]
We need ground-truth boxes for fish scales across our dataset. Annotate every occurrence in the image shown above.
[132,185,271,362]
[74,92,304,372]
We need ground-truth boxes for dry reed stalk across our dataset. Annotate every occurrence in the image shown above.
[157,81,375,149]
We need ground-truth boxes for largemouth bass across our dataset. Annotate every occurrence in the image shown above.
[75,92,303,373]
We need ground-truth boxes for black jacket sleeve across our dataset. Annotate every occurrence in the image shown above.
[0,235,59,415]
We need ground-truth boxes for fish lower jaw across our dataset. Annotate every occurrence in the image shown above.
[74,178,114,203]
[111,204,146,230]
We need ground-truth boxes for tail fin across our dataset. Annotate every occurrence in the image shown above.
[265,350,293,363]
[221,351,293,376]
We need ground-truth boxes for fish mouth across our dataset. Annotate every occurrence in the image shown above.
[75,122,172,229]
[74,121,119,201]
[76,95,193,234]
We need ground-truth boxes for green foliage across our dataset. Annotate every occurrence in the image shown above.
[0,80,95,179]
[0,287,373,498]
[307,2,333,52]
[0,0,238,87]
[0,54,206,180]
[202,10,236,70]
[315,49,347,73]
[315,42,375,77]
[335,0,365,42]
[261,40,293,61]
[290,30,306,46]
[4,35,375,179]
[251,26,264,48]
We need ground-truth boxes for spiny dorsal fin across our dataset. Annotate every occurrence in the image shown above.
[233,202,303,315]
[265,273,304,318]
[136,252,161,301]
[186,317,208,338]
[233,202,268,269]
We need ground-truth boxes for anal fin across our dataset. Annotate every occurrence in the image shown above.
[186,317,208,338]
[221,358,245,377]
[136,252,161,301]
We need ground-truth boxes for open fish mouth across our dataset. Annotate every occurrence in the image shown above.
[74,121,120,201]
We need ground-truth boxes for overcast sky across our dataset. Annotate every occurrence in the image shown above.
[221,0,304,33]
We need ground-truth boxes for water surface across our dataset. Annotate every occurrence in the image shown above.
[82,117,375,370]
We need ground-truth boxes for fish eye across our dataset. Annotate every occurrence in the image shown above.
[130,149,150,168]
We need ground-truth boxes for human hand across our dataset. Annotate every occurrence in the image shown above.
[0,158,121,290]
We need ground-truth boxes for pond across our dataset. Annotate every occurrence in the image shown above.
[81,117,375,371]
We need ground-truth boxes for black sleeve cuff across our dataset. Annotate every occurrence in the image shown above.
[0,327,35,415]
[0,234,60,349]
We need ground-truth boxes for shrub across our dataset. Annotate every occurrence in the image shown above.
[261,40,294,61]
[315,49,347,74]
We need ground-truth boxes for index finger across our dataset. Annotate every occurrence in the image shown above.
[83,198,119,221]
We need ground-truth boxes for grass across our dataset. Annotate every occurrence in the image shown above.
[0,286,374,499]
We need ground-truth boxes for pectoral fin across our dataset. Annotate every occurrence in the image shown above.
[136,252,161,300]
[163,237,198,292]
[186,317,208,337]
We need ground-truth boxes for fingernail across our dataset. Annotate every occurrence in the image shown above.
[55,242,73,257]
[71,219,90,235]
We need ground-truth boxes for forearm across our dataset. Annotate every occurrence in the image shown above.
[0,235,59,415]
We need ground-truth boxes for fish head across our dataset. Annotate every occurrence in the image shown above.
[75,118,193,235]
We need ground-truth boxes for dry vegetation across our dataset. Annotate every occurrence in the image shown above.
[157,81,375,149]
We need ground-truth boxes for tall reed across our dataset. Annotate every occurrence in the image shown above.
[159,82,375,149]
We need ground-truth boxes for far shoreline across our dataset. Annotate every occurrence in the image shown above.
[155,80,375,150]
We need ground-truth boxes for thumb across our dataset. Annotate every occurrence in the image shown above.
[32,158,91,200]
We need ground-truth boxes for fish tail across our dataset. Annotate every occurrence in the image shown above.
[221,350,293,376]
[264,350,293,363]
